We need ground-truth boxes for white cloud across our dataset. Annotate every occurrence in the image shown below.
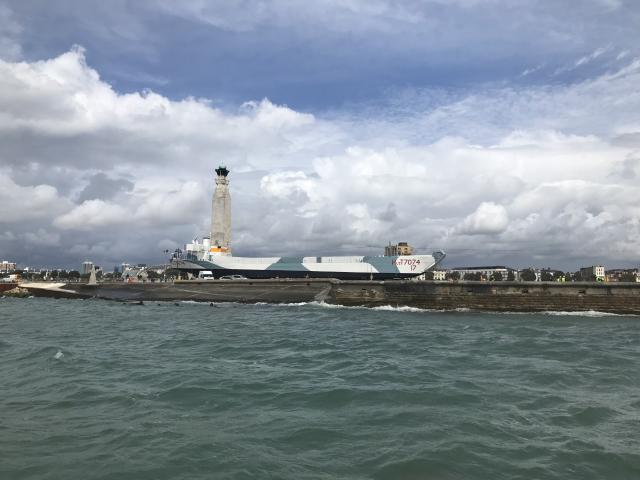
[53,180,209,230]
[520,64,543,77]
[2,47,640,269]
[53,200,130,230]
[457,202,509,235]
[574,46,610,68]
[0,174,71,223]
[616,50,630,61]
[553,45,613,76]
[0,47,322,171]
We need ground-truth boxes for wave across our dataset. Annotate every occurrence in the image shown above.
[293,303,640,317]
[371,305,431,313]
[541,310,634,317]
[165,300,639,317]
[286,301,448,313]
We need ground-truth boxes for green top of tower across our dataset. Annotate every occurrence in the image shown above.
[215,166,229,177]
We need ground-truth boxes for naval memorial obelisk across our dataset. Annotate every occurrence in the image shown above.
[210,166,231,254]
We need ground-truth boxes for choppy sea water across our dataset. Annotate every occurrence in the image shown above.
[2,298,639,480]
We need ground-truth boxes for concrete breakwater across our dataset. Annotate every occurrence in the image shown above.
[20,279,334,304]
[331,281,640,315]
[14,279,640,314]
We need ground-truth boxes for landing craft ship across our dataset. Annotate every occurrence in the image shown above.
[174,166,445,280]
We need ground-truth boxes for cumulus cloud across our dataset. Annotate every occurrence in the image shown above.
[53,200,130,230]
[0,174,71,223]
[54,181,208,230]
[457,203,509,235]
[1,45,640,270]
[0,47,321,173]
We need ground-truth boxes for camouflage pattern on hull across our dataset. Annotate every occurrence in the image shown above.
[178,251,445,280]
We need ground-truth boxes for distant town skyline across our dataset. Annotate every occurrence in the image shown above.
[1,0,639,270]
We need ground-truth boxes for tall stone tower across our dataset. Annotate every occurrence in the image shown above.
[210,166,231,254]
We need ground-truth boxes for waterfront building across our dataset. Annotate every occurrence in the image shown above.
[432,270,446,281]
[1,260,17,273]
[605,268,639,282]
[580,265,605,282]
[449,266,514,281]
[81,261,94,275]
[415,269,446,281]
[384,242,414,256]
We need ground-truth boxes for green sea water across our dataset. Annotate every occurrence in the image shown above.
[2,297,639,479]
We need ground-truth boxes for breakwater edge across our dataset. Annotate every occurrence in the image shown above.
[9,279,640,315]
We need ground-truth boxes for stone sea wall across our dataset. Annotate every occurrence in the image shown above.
[14,279,640,314]
[330,281,640,314]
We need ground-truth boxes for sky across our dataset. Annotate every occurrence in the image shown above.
[1,0,639,271]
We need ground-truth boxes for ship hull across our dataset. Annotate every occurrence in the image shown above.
[198,267,415,281]
[174,252,445,281]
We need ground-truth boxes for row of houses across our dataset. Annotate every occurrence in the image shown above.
[3,258,639,283]
[422,265,639,282]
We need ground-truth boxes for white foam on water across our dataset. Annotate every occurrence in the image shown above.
[180,300,436,313]
[257,302,310,307]
[371,305,429,313]
[274,301,458,314]
[168,301,639,317]
[303,301,446,313]
[485,309,640,318]
[541,310,631,317]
